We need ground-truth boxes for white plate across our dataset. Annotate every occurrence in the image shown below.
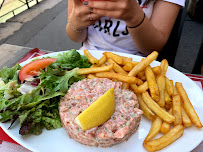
[1,50,203,152]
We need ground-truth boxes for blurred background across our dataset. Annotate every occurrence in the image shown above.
[0,0,202,74]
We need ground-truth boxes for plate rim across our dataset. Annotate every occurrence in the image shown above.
[0,49,203,152]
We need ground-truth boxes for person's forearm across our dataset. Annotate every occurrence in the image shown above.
[66,14,88,43]
[127,14,168,55]
[66,23,87,43]
[125,1,180,55]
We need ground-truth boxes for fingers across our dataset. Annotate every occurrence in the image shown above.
[84,1,116,11]
[88,13,101,21]
[73,0,83,6]
[83,0,127,18]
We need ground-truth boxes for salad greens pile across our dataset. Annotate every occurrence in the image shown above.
[0,49,91,135]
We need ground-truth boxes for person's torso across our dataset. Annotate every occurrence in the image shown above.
[81,0,155,55]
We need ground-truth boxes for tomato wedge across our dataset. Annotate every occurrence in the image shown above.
[19,58,57,82]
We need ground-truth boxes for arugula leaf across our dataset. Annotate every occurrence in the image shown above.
[0,64,21,83]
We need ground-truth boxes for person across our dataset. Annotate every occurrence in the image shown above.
[66,0,185,56]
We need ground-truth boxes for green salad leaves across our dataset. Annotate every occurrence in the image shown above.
[0,49,91,135]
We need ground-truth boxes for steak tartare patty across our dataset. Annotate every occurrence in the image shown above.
[59,78,143,147]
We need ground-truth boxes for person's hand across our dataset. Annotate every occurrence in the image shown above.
[83,0,143,27]
[69,0,102,31]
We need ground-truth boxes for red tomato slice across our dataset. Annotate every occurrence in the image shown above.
[19,58,57,82]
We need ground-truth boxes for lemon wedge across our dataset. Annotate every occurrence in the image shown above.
[75,88,115,130]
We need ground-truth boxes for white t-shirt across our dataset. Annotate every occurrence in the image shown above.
[80,0,185,55]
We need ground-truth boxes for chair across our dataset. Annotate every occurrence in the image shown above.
[157,7,187,67]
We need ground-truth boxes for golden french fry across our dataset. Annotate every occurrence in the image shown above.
[108,58,128,75]
[137,70,145,79]
[90,64,97,68]
[142,91,175,123]
[165,77,174,97]
[101,63,116,78]
[160,108,173,134]
[143,125,184,152]
[130,81,148,94]
[84,49,99,64]
[145,66,160,102]
[157,76,165,107]
[130,83,137,90]
[97,55,107,67]
[103,52,123,64]
[164,102,172,110]
[170,80,178,96]
[164,88,172,103]
[122,52,153,89]
[123,62,134,71]
[78,64,113,75]
[122,60,139,66]
[140,75,147,81]
[127,51,159,77]
[100,63,107,67]
[137,94,155,121]
[181,105,192,127]
[120,56,132,61]
[176,82,202,128]
[87,74,97,79]
[145,116,163,141]
[120,56,138,66]
[95,72,143,84]
[152,66,162,75]
[172,94,182,125]
[160,59,169,76]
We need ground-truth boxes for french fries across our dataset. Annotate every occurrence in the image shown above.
[172,94,182,125]
[145,116,162,141]
[84,49,99,64]
[152,66,162,75]
[176,82,203,128]
[108,58,128,75]
[78,64,113,75]
[137,94,155,121]
[130,81,148,94]
[142,91,175,123]
[143,125,184,152]
[181,105,192,127]
[160,59,168,76]
[95,72,143,84]
[137,70,145,79]
[165,77,174,97]
[87,74,97,79]
[145,66,160,102]
[103,52,123,64]
[160,108,173,134]
[157,76,165,107]
[120,56,132,62]
[81,50,202,152]
[123,62,134,71]
[122,59,139,66]
[128,51,159,77]
[164,88,172,104]
[97,55,107,67]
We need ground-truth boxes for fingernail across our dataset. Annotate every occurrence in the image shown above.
[83,1,88,5]
[89,7,93,11]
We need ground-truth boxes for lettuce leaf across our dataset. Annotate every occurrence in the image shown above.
[49,49,91,70]
[0,50,90,135]
[0,64,21,83]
